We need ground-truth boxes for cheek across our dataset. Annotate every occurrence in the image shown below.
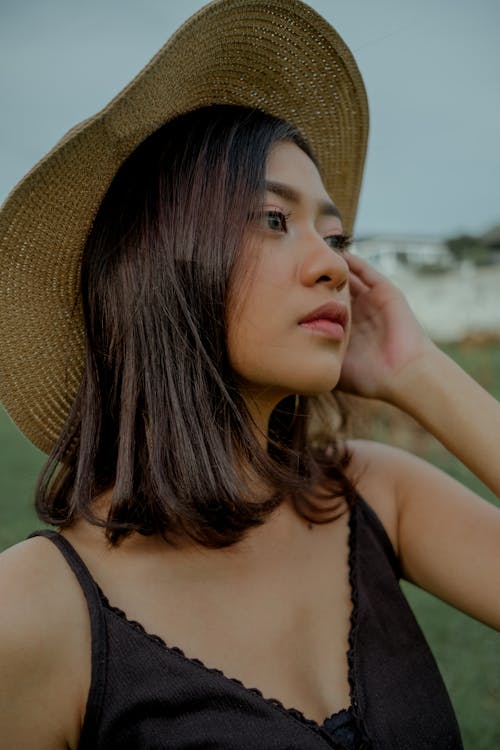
[226,288,269,379]
[226,267,288,383]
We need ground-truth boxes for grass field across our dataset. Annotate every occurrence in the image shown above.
[1,342,499,747]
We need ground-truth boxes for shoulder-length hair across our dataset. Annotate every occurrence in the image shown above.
[36,104,356,547]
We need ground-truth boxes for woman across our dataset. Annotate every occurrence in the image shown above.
[0,1,499,748]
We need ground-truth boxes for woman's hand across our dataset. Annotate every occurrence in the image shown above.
[337,252,436,403]
[338,251,500,500]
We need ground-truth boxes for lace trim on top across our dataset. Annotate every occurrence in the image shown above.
[102,592,344,732]
[96,499,369,744]
[346,499,372,748]
[347,498,359,717]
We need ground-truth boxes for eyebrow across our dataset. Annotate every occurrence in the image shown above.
[264,180,342,221]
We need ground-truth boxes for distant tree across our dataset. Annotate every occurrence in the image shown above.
[445,234,490,265]
[481,224,500,253]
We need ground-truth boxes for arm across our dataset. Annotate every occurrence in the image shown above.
[0,538,89,749]
[384,337,500,498]
[350,439,500,630]
[341,253,500,629]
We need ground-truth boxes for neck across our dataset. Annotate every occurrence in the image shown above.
[242,387,295,450]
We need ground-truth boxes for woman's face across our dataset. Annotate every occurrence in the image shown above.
[227,140,351,410]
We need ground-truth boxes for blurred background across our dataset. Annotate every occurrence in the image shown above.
[1,1,499,747]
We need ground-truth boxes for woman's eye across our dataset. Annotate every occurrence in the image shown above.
[262,210,289,233]
[324,233,352,252]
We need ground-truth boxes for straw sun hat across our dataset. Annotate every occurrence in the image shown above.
[0,0,368,454]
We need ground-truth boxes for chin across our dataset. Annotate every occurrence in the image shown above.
[236,362,343,402]
[291,373,342,396]
[299,384,341,397]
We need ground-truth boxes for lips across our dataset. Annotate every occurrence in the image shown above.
[298,301,348,329]
[298,301,348,342]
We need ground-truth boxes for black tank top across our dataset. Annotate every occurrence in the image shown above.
[29,496,463,749]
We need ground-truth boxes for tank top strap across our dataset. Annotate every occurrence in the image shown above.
[28,529,107,745]
[354,494,401,578]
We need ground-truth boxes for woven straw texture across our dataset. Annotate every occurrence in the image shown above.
[0,0,368,453]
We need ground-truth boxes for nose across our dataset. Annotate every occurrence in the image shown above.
[299,231,349,292]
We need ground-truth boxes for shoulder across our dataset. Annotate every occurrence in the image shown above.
[0,536,73,654]
[0,536,90,749]
[343,439,406,554]
[345,439,500,628]
[0,533,89,628]
[343,438,468,555]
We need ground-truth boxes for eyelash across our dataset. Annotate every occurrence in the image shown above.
[260,209,352,253]
[262,209,291,233]
[324,233,352,252]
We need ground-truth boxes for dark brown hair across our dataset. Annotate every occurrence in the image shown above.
[36,105,356,547]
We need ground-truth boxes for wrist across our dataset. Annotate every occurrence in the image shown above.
[382,341,446,412]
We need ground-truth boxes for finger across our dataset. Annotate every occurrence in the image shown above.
[348,272,369,298]
[344,252,386,288]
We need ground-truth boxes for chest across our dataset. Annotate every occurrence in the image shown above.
[72,510,354,724]
[59,499,464,749]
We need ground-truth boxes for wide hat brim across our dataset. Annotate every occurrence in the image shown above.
[0,0,368,454]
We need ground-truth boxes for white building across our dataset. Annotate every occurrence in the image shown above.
[353,235,500,342]
[353,235,455,276]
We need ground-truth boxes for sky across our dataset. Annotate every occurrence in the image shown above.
[1,0,499,239]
